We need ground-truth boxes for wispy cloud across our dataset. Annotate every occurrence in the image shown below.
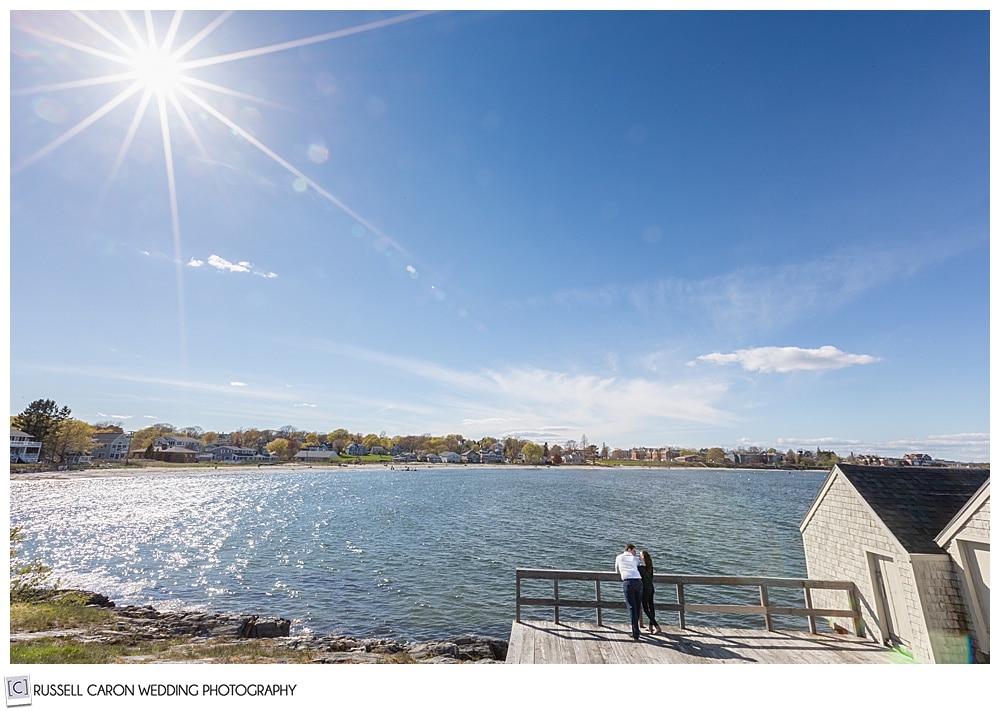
[693,346,880,373]
[310,339,735,439]
[230,381,247,387]
[529,239,976,333]
[188,254,278,278]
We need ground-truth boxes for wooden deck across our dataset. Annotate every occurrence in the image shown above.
[507,620,909,664]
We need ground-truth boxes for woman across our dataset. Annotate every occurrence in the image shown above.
[639,550,663,634]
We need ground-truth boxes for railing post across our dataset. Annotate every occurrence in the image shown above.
[803,583,816,634]
[677,583,686,630]
[849,583,864,637]
[759,584,772,632]
[515,570,521,623]
[596,580,603,626]
[554,579,560,624]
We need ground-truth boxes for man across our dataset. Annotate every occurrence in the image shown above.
[615,543,644,640]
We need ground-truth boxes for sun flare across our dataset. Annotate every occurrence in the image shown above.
[128,46,184,95]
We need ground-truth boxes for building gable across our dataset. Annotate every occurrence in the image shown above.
[834,465,989,554]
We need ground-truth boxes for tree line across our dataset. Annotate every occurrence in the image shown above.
[12,397,843,467]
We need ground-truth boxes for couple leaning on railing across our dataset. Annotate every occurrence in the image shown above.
[514,554,862,639]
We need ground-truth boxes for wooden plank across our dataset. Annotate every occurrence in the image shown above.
[507,618,901,664]
[506,621,524,663]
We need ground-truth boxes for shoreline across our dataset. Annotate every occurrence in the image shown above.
[11,590,509,664]
[8,462,830,482]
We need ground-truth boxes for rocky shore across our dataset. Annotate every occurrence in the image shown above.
[12,590,508,664]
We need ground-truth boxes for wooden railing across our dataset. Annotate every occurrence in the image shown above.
[515,568,863,636]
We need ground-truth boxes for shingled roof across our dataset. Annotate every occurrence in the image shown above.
[835,464,989,554]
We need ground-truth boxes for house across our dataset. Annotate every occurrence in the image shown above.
[800,464,990,663]
[91,432,132,461]
[344,443,367,457]
[440,451,461,463]
[213,446,259,463]
[903,453,934,466]
[155,435,202,452]
[152,445,196,464]
[10,428,42,463]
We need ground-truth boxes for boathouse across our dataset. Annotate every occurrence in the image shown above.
[800,464,989,663]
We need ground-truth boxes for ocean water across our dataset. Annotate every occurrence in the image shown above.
[9,466,827,640]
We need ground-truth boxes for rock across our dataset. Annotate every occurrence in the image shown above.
[407,641,460,660]
[19,588,507,663]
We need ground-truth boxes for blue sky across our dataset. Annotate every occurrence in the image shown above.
[7,9,991,461]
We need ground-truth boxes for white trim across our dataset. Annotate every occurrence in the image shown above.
[956,538,990,656]
[798,466,840,532]
[935,480,989,547]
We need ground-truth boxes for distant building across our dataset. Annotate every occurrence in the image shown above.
[344,443,367,457]
[91,432,131,461]
[10,428,42,463]
[440,451,461,463]
[800,464,990,663]
[155,435,202,452]
[152,445,196,464]
[903,453,934,466]
[213,446,258,463]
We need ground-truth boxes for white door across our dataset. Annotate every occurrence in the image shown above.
[868,552,910,648]
[960,540,990,655]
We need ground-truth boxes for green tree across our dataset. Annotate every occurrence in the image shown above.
[266,438,291,459]
[706,447,727,465]
[51,419,96,464]
[12,399,72,462]
[131,423,175,451]
[304,432,321,448]
[328,429,351,451]
[521,442,544,465]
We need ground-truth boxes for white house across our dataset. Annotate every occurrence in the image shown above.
[213,446,258,463]
[800,464,990,663]
[10,428,41,463]
[155,435,202,452]
[440,451,461,463]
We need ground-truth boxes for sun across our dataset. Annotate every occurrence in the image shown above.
[128,45,184,96]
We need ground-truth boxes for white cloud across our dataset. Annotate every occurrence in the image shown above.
[694,346,880,373]
[230,381,247,387]
[209,255,251,273]
[294,403,317,408]
[143,415,158,419]
[188,254,278,278]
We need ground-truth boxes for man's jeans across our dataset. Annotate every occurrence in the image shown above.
[623,578,643,639]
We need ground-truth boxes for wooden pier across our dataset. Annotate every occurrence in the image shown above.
[509,568,907,663]
[507,620,906,663]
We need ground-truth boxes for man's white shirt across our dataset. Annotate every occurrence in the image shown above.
[615,551,642,580]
